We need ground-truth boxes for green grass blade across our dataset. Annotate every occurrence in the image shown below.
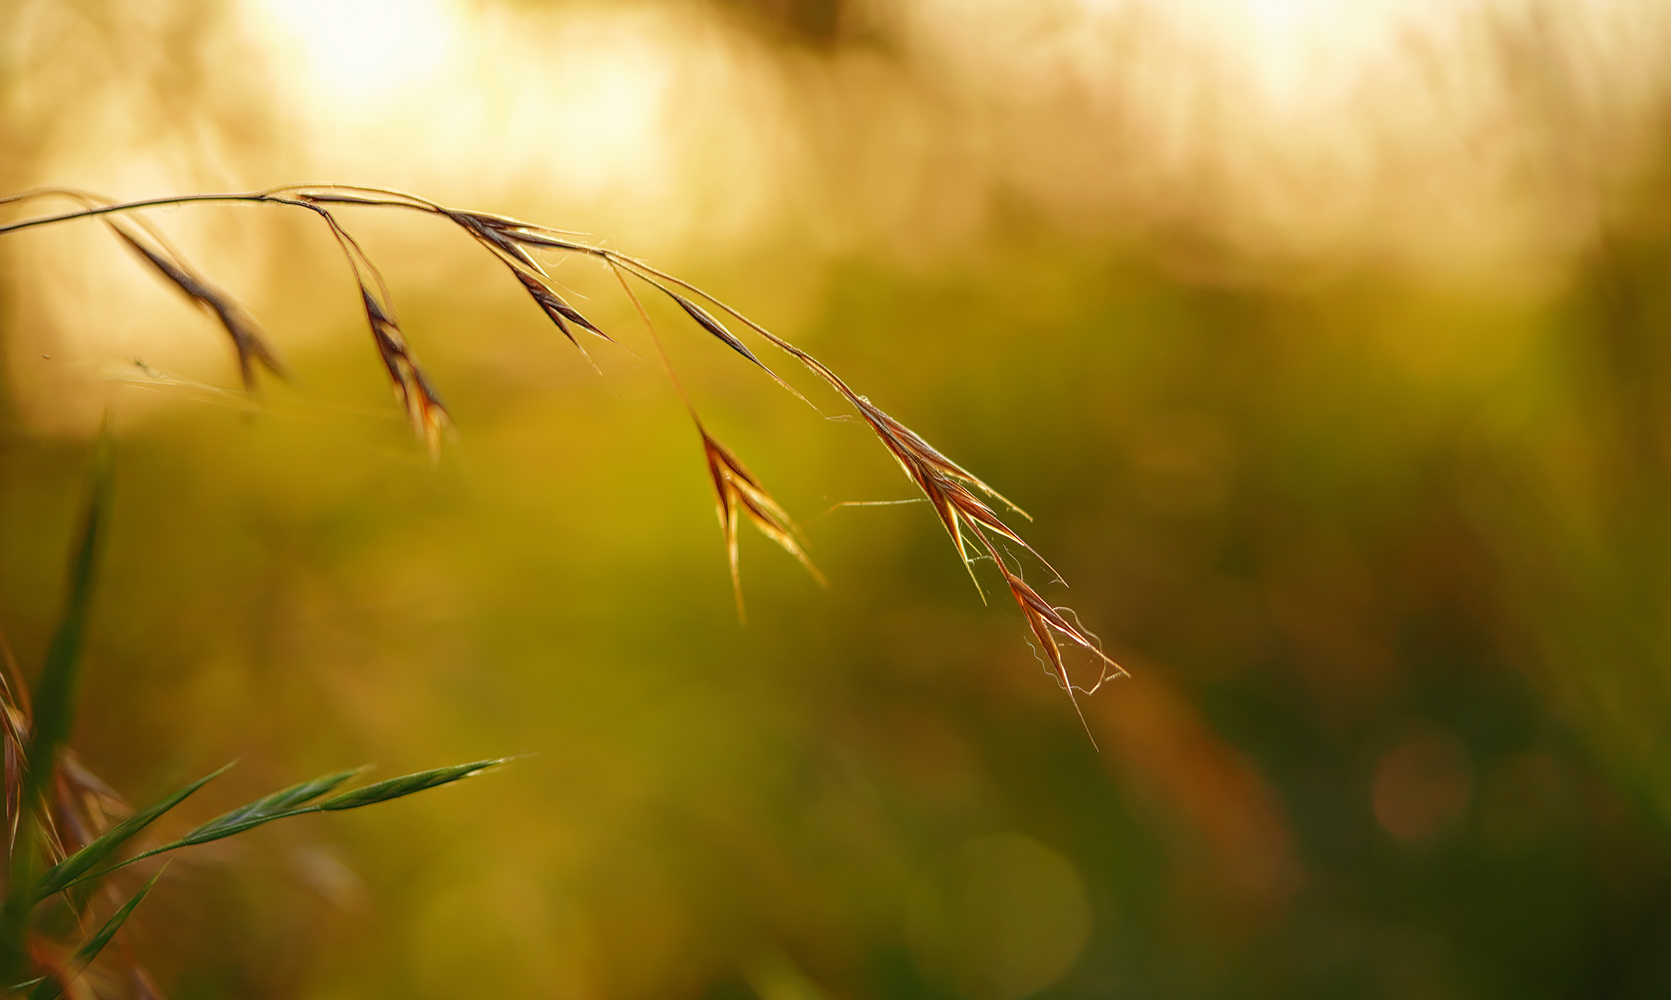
[316,759,503,811]
[32,763,230,901]
[0,425,115,983]
[65,767,371,886]
[26,422,114,794]
[27,868,163,1000]
[182,766,367,842]
[60,760,504,892]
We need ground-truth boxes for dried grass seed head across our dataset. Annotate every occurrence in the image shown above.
[0,184,1127,726]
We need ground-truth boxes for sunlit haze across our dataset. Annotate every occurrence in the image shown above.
[6,1,1671,997]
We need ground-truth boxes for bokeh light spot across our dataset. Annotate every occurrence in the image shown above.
[906,833,1091,1000]
[1372,725,1473,844]
[253,0,454,106]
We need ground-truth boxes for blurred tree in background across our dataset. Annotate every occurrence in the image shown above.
[4,0,1671,997]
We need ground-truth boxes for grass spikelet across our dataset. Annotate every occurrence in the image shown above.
[843,395,1051,598]
[107,222,285,390]
[607,263,815,408]
[606,259,823,614]
[444,209,615,350]
[848,396,1028,520]
[315,759,502,810]
[701,430,827,619]
[358,288,449,456]
[844,396,1115,718]
[512,271,610,349]
[1002,563,1124,688]
[447,210,551,277]
[287,198,451,454]
[181,767,367,842]
[1002,565,1122,745]
[668,291,768,369]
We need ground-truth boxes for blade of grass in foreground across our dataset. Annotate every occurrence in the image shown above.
[26,422,113,801]
[0,425,114,982]
[27,869,163,1000]
[32,764,230,901]
[313,759,502,811]
[178,766,367,842]
[61,760,504,891]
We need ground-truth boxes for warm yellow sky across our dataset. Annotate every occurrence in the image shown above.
[4,0,1668,429]
[8,0,1668,271]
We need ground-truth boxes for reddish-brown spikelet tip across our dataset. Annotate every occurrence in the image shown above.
[357,287,450,457]
[391,363,449,459]
[1002,565,1125,683]
[700,432,825,620]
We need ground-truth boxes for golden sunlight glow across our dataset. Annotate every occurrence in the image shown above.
[254,0,455,105]
[1162,0,1437,105]
[7,0,1668,438]
[906,0,1671,273]
[231,0,732,250]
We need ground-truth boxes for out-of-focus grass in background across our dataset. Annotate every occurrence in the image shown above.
[4,0,1671,996]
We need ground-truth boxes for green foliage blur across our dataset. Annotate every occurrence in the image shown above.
[3,1,1671,997]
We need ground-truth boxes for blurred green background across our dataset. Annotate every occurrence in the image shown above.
[4,0,1671,997]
